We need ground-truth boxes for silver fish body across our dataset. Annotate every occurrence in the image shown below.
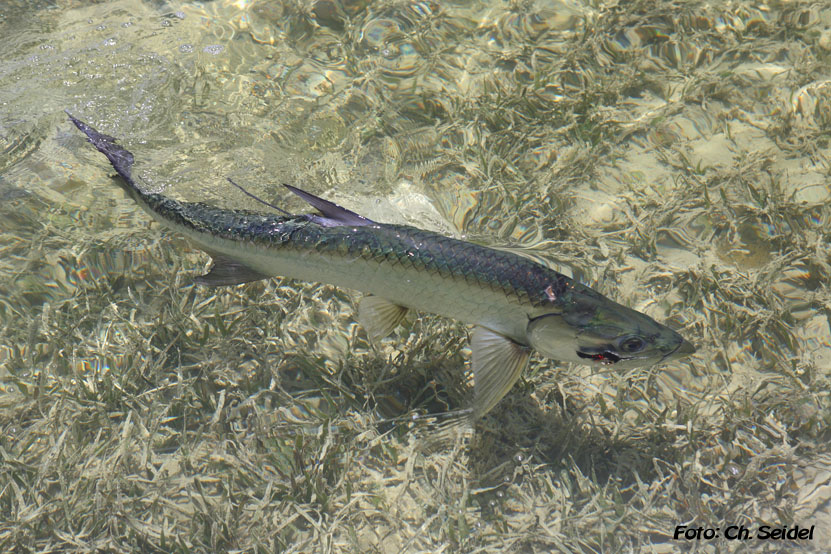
[68,113,694,418]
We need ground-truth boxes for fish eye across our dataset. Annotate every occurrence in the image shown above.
[619,336,646,353]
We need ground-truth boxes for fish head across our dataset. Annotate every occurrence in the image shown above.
[526,288,694,369]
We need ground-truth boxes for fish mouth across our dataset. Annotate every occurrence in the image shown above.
[576,349,623,365]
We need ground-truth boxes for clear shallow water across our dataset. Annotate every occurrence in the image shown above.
[2,0,831,551]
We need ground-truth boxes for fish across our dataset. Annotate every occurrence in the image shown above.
[67,112,695,419]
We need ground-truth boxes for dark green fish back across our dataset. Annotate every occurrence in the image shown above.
[146,192,574,309]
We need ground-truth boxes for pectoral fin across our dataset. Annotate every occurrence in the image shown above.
[471,326,530,419]
[358,295,409,341]
[194,255,269,286]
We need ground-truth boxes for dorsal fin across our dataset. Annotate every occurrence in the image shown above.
[283,184,374,227]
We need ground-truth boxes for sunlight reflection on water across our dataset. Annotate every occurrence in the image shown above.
[2,0,831,550]
[0,0,828,402]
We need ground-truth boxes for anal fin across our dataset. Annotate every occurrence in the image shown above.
[194,255,269,286]
[471,326,530,419]
[358,295,409,341]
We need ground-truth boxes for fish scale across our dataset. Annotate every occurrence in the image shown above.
[68,112,695,419]
[145,190,575,326]
[177,219,539,343]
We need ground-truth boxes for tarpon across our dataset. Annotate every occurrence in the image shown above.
[67,113,694,418]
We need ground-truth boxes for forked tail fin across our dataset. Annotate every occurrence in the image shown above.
[66,111,141,197]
